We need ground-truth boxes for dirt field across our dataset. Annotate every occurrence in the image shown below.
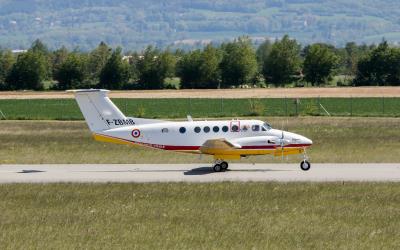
[1,87,400,99]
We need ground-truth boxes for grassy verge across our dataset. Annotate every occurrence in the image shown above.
[0,97,399,120]
[0,183,399,249]
[1,117,399,164]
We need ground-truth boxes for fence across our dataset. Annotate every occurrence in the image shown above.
[0,97,399,120]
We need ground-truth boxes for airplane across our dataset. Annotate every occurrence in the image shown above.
[69,89,313,172]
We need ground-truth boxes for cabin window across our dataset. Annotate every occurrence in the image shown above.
[213,126,219,132]
[162,128,169,133]
[252,125,260,131]
[194,127,201,133]
[242,125,249,132]
[179,127,186,134]
[222,126,229,132]
[204,126,210,133]
[231,125,239,132]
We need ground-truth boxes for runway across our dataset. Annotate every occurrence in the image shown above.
[0,163,399,183]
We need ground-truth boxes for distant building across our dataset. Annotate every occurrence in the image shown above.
[12,49,27,54]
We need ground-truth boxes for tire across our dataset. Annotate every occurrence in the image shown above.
[213,164,222,172]
[300,160,311,171]
[220,161,228,170]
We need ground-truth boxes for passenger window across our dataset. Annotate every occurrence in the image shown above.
[222,126,229,132]
[194,127,201,133]
[213,126,219,132]
[242,125,249,132]
[252,125,260,131]
[179,127,186,134]
[162,128,169,133]
[204,126,210,133]
[231,125,239,132]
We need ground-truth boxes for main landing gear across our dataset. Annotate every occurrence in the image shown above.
[213,159,229,172]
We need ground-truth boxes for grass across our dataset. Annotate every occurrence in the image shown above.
[0,183,399,249]
[1,117,399,164]
[0,97,399,120]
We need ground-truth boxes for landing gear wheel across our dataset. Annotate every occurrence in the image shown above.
[213,164,222,172]
[220,161,229,170]
[300,160,311,171]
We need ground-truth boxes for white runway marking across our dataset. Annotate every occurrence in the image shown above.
[0,164,400,183]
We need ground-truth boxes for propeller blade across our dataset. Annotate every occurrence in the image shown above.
[281,130,284,161]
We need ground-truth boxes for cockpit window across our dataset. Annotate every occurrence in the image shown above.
[262,122,272,131]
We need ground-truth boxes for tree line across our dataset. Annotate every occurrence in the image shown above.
[1,36,400,91]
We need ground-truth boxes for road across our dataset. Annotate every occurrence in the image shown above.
[0,164,399,183]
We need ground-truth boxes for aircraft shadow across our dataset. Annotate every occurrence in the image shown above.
[75,169,183,173]
[72,167,293,175]
[184,167,292,176]
[18,170,46,174]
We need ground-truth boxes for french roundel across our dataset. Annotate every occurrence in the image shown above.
[131,129,141,138]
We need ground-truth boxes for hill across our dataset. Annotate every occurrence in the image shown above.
[0,0,399,50]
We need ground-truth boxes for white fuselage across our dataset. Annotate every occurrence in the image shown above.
[97,119,312,151]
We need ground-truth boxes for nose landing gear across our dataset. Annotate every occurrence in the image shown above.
[300,147,311,171]
[300,160,311,171]
[213,160,229,172]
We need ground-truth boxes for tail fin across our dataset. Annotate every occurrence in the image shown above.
[69,89,130,132]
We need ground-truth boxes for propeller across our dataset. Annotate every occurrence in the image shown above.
[280,130,285,161]
[279,118,289,161]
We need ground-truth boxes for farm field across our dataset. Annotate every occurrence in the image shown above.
[1,117,399,164]
[1,87,400,99]
[0,97,399,120]
[0,183,399,249]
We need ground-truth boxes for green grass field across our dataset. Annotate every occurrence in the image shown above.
[0,97,399,120]
[1,117,399,164]
[0,183,399,249]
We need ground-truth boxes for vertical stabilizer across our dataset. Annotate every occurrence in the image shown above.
[69,89,127,132]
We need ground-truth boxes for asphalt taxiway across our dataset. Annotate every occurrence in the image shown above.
[0,164,399,183]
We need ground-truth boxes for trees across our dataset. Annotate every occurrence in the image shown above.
[303,44,339,86]
[54,53,88,89]
[262,35,301,86]
[0,50,15,90]
[30,39,52,80]
[5,51,47,90]
[199,45,222,88]
[219,37,258,87]
[88,42,112,84]
[51,46,69,77]
[178,45,221,89]
[99,48,131,89]
[30,39,49,55]
[136,46,176,89]
[354,41,400,86]
[4,37,400,91]
[256,39,272,71]
[136,46,161,89]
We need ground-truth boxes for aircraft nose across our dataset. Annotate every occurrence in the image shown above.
[302,137,313,146]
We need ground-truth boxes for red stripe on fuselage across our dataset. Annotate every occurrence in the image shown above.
[94,134,311,151]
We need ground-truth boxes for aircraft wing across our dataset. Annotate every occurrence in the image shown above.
[199,139,241,157]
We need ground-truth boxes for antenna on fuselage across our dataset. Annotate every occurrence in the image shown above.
[187,115,193,122]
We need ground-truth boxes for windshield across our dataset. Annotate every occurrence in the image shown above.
[262,122,272,131]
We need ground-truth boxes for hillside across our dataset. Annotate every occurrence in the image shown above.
[0,0,399,50]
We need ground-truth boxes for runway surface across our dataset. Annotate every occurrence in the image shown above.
[0,164,399,183]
